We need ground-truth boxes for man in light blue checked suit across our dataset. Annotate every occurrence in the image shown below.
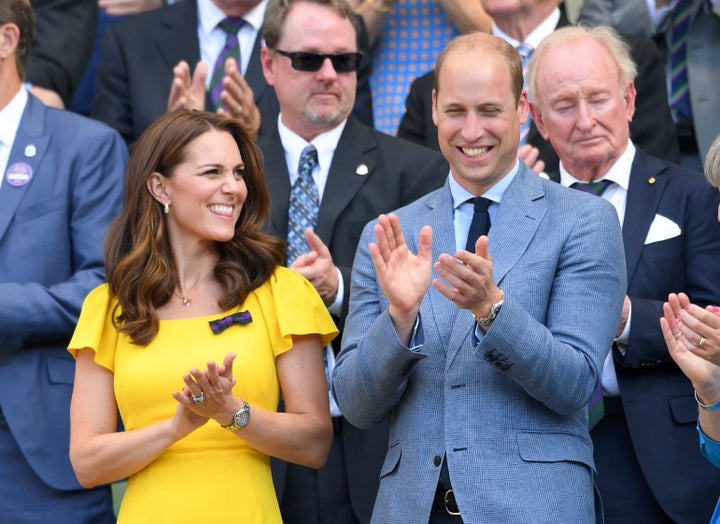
[333,32,627,523]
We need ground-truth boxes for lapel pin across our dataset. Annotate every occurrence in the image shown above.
[24,144,37,157]
[6,162,33,187]
[355,164,369,176]
[648,177,656,184]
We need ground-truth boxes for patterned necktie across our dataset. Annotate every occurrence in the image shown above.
[570,180,613,197]
[287,145,319,265]
[516,42,534,145]
[669,0,693,122]
[465,197,492,253]
[207,17,245,111]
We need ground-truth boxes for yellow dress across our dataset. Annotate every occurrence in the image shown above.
[69,267,338,524]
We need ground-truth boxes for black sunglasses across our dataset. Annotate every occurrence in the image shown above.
[273,49,363,73]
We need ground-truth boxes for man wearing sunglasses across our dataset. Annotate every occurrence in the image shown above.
[91,0,374,147]
[258,1,449,523]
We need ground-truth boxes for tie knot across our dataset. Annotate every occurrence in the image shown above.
[299,145,318,174]
[571,180,613,197]
[470,196,492,212]
[218,17,245,35]
[515,42,533,59]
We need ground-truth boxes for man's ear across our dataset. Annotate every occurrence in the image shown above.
[529,101,549,140]
[260,46,275,86]
[147,172,170,204]
[0,23,20,62]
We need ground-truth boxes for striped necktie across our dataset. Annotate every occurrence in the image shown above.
[207,17,245,111]
[286,145,319,265]
[516,42,534,145]
[669,0,693,122]
[571,180,613,197]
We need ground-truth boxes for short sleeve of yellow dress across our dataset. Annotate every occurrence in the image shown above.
[68,267,338,524]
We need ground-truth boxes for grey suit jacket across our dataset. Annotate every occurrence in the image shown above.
[0,94,126,491]
[334,164,627,522]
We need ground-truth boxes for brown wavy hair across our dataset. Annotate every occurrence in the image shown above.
[105,109,285,345]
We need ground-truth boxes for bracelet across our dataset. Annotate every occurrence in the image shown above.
[367,0,392,13]
[695,390,720,411]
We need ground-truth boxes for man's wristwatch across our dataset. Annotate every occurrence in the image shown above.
[221,401,250,431]
[473,292,504,325]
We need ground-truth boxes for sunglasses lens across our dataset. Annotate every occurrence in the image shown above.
[292,53,325,72]
[281,51,362,73]
[331,53,361,73]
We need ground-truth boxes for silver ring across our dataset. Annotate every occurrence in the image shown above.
[674,332,682,338]
[698,336,706,348]
[192,391,204,403]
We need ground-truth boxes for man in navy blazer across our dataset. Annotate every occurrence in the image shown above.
[257,1,448,522]
[0,1,127,521]
[397,0,679,177]
[91,0,374,147]
[334,32,626,522]
[528,25,720,523]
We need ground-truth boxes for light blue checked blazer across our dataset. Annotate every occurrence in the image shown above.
[333,163,627,523]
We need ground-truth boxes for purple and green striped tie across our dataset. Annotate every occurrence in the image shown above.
[207,17,245,112]
[669,0,693,122]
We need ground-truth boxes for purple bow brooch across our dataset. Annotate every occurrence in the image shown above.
[209,310,252,334]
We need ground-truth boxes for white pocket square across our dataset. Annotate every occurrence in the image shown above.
[644,214,681,245]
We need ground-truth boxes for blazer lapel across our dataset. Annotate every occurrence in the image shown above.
[156,0,201,71]
[259,123,292,237]
[315,118,376,243]
[490,166,547,285]
[413,184,465,358]
[622,149,668,284]
[0,96,50,244]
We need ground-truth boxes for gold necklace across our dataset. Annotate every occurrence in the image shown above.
[173,271,213,307]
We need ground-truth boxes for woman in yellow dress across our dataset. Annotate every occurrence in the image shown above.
[68,109,337,523]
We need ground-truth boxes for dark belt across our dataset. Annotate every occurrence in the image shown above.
[433,482,460,516]
[331,416,342,434]
[603,396,624,416]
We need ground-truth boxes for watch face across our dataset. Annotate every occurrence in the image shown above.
[234,404,250,427]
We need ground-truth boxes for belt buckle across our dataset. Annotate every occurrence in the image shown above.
[444,488,460,516]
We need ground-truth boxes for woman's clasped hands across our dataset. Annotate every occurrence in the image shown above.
[171,352,241,432]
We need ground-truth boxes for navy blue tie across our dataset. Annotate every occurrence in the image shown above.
[465,197,492,253]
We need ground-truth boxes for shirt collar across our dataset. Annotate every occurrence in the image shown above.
[197,0,266,36]
[492,7,560,49]
[277,114,348,176]
[559,140,635,191]
[449,158,520,210]
[0,87,28,149]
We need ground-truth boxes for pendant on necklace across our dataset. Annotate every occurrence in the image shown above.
[181,296,192,307]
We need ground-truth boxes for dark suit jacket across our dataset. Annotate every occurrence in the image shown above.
[397,14,680,176]
[91,0,374,147]
[0,94,126,516]
[27,0,97,106]
[259,116,448,523]
[556,149,720,523]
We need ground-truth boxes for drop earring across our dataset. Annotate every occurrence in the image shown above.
[164,201,170,214]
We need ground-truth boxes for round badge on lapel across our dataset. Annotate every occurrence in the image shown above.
[5,162,33,187]
[355,164,369,176]
[24,144,37,158]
